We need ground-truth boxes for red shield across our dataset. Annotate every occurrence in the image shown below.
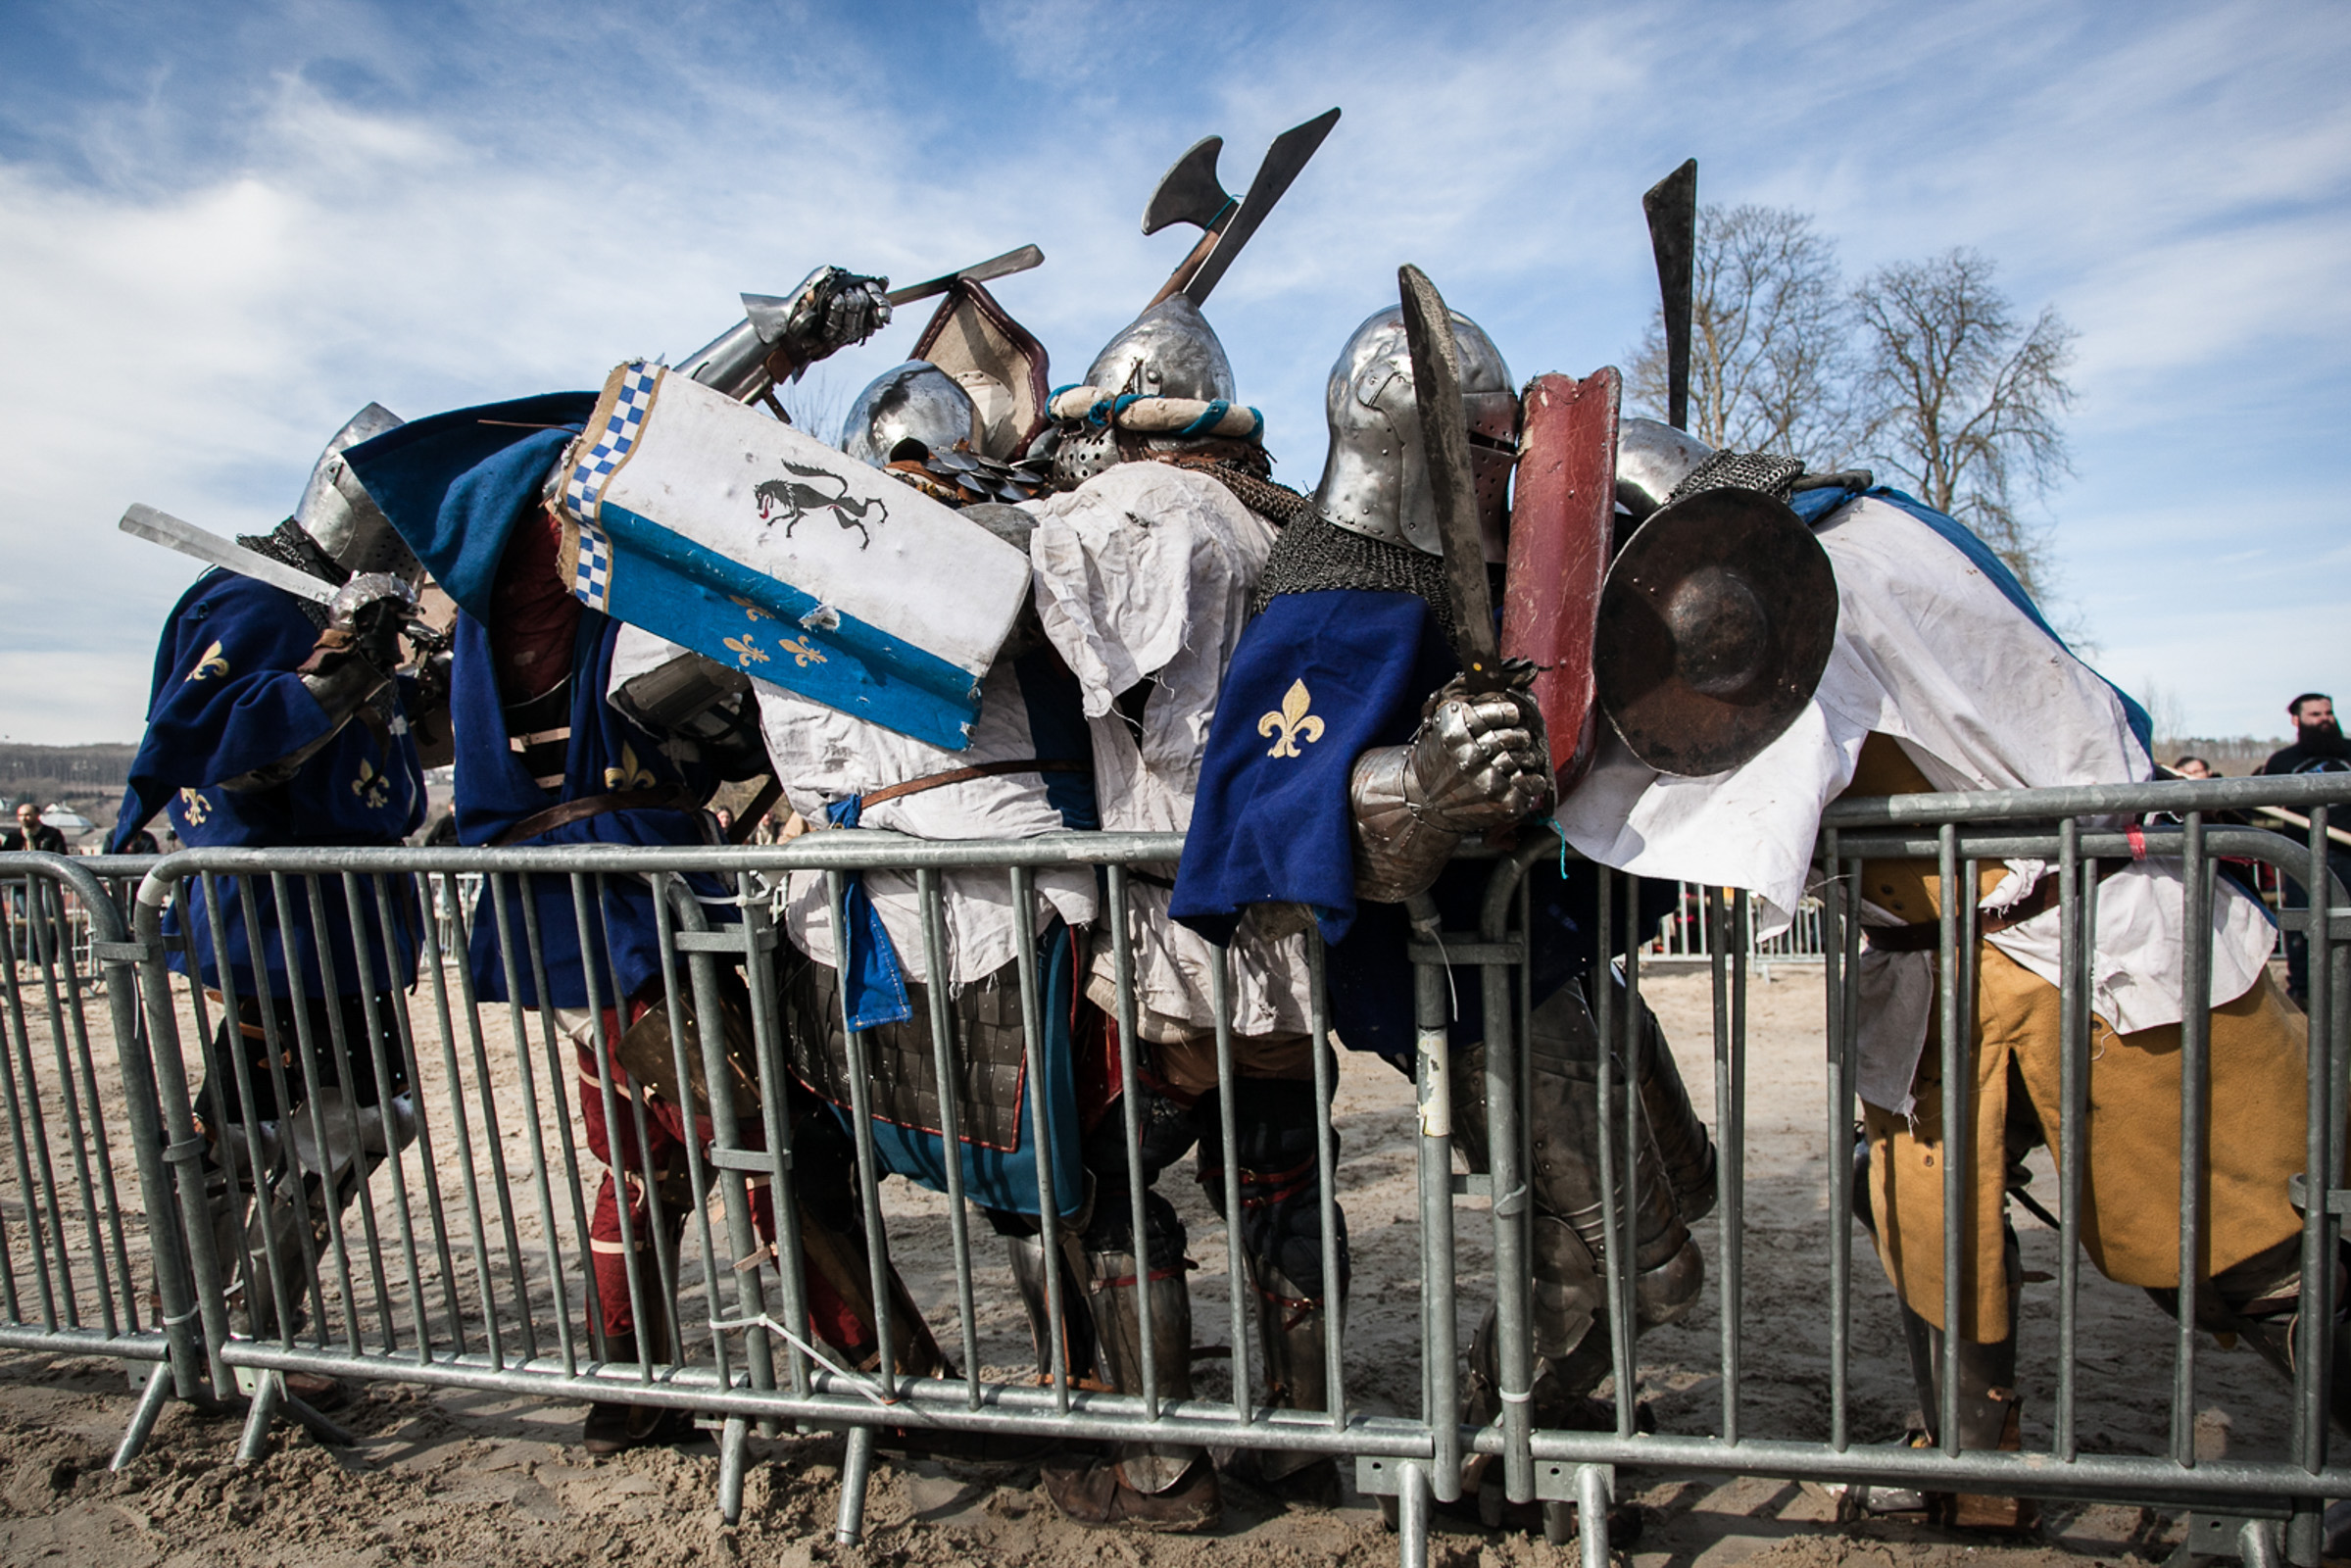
[1501,368,1620,788]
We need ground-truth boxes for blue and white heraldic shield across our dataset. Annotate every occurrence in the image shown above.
[561,360,1031,751]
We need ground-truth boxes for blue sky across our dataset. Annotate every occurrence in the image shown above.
[1,0,2344,745]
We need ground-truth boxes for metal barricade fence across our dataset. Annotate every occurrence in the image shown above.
[29,771,2347,1565]
[117,834,1446,1544]
[1435,772,2351,1568]
[1644,882,1827,963]
[0,852,188,1468]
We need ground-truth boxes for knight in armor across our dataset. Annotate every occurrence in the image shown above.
[1168,306,1721,1477]
[110,406,438,1373]
[347,264,945,1452]
[1557,419,2322,1530]
[1025,297,1336,1521]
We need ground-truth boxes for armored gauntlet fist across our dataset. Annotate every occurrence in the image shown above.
[777,266,892,367]
[322,572,420,674]
[1403,682,1549,831]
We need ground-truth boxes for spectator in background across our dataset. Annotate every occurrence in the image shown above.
[119,826,164,855]
[2171,756,2214,779]
[713,807,734,842]
[2259,693,2348,1009]
[4,802,67,855]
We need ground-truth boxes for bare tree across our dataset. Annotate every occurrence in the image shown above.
[1629,204,1856,466]
[1850,249,2078,601]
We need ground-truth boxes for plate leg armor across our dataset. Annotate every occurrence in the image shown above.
[1631,987,1717,1225]
[1002,1223,1099,1386]
[1198,1077,1347,1484]
[1449,976,1705,1435]
[1084,1190,1201,1494]
[1895,1226,2032,1530]
[787,1110,947,1380]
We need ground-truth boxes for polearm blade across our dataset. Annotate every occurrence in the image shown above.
[1642,159,1697,431]
[1181,107,1341,307]
[1396,264,1504,691]
[119,504,337,605]
[883,244,1045,307]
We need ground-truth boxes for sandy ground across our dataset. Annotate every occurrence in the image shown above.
[0,954,2309,1567]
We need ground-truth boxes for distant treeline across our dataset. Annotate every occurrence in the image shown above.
[0,743,135,787]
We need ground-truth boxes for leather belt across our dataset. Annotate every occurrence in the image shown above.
[855,758,1092,811]
[495,788,704,848]
[1863,875,2064,954]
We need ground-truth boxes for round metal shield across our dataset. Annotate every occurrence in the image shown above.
[1592,487,1837,776]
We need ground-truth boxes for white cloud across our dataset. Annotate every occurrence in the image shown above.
[2,0,2349,751]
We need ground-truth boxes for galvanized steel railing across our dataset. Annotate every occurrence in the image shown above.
[0,770,2338,1567]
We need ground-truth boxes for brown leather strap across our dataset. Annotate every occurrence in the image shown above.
[495,788,703,847]
[1863,874,2068,954]
[855,758,1091,810]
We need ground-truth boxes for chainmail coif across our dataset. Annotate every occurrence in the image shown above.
[1252,508,1459,647]
[235,519,345,629]
[1668,449,1804,505]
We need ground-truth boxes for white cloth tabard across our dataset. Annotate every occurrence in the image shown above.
[757,652,1095,988]
[1024,464,1317,1041]
[1555,495,2275,1114]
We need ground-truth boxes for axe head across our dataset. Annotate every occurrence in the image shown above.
[1142,136,1231,235]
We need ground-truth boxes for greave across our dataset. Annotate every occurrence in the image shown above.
[203,1163,310,1341]
[1634,997,1717,1226]
[1085,1248,1200,1494]
[1248,1255,1339,1483]
[1006,1231,1099,1386]
[1507,979,1704,1331]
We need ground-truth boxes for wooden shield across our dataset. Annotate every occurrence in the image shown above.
[1501,368,1621,788]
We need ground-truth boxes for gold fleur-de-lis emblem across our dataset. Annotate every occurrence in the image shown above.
[778,636,827,667]
[176,787,212,825]
[722,634,771,667]
[351,759,391,808]
[603,743,656,791]
[185,641,230,682]
[728,596,775,623]
[1257,678,1325,760]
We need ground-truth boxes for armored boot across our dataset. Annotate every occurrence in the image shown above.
[797,1194,947,1380]
[583,1281,695,1454]
[2169,1234,2351,1438]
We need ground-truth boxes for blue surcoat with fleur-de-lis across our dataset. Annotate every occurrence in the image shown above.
[110,569,426,995]
[1171,586,1660,1059]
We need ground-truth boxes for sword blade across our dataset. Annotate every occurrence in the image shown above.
[1642,159,1697,431]
[1396,265,1503,689]
[119,504,338,605]
[884,244,1046,307]
[1181,107,1340,307]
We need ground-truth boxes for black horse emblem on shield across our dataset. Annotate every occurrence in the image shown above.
[754,459,887,550]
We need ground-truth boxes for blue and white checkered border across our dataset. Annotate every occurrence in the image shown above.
[563,360,661,524]
[573,518,612,612]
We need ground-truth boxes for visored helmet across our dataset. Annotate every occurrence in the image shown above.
[1310,305,1516,559]
[294,403,418,584]
[841,361,983,466]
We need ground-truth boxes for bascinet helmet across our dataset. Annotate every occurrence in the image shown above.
[841,361,983,466]
[295,403,417,584]
[1592,420,1838,777]
[1053,296,1239,486]
[1311,304,1517,560]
